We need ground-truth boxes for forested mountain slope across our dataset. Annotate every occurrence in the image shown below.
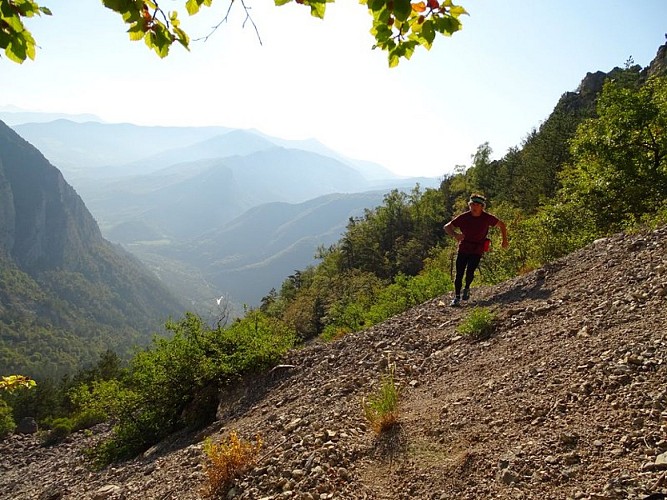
[0,121,185,379]
[2,224,665,499]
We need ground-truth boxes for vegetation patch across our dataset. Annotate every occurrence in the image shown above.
[363,369,401,435]
[0,400,16,438]
[457,307,496,340]
[202,431,263,497]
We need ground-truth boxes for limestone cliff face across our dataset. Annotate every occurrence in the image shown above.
[554,42,667,118]
[645,42,667,78]
[0,120,185,378]
[0,120,103,272]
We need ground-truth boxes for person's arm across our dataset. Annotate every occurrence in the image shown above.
[444,221,464,242]
[496,219,509,248]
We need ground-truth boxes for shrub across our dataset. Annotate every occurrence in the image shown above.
[363,371,400,434]
[366,270,452,326]
[457,307,496,340]
[0,400,16,438]
[42,417,74,445]
[202,431,263,496]
[72,408,107,431]
[88,312,293,465]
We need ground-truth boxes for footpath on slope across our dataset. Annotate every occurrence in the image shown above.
[1,225,666,500]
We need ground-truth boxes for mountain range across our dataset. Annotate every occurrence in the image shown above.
[8,118,440,312]
[0,120,185,379]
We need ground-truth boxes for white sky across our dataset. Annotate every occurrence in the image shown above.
[1,0,666,177]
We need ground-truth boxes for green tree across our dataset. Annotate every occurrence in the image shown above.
[467,142,495,197]
[560,75,667,232]
[1,0,467,65]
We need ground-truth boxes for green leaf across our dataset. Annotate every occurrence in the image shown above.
[185,0,201,15]
[448,5,468,17]
[388,51,400,68]
[185,0,197,15]
[101,0,124,14]
[368,0,385,11]
[173,26,190,49]
[3,14,24,32]
[309,1,327,19]
[433,14,461,35]
[421,19,435,45]
[127,23,145,41]
[23,28,36,59]
[4,48,24,63]
[373,23,393,40]
[393,0,412,22]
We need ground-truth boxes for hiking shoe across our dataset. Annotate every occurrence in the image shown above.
[450,297,461,307]
[462,288,470,301]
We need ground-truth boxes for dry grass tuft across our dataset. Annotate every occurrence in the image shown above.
[202,431,263,497]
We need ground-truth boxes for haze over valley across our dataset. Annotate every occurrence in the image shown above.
[3,114,440,316]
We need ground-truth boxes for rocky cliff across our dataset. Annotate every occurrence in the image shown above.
[0,120,185,378]
[0,120,103,271]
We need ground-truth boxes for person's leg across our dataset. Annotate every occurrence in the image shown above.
[452,253,471,306]
[454,253,468,297]
[464,254,482,291]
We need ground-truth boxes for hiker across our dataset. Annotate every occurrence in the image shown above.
[443,193,508,306]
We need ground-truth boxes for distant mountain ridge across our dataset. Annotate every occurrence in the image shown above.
[8,118,440,313]
[179,191,389,305]
[0,120,185,378]
[0,110,102,125]
[12,120,233,176]
[11,120,399,183]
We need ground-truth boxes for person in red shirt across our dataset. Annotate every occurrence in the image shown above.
[443,193,508,306]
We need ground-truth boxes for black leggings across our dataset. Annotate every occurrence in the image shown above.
[454,252,482,296]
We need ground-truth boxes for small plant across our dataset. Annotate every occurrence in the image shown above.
[41,417,74,445]
[72,408,107,432]
[457,306,496,340]
[363,369,400,435]
[202,431,263,497]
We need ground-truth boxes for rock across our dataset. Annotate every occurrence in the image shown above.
[93,485,121,499]
[654,452,667,470]
[498,468,520,485]
[16,417,38,434]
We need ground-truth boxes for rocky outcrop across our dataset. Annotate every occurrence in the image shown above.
[0,120,103,272]
[559,42,667,118]
[0,121,185,378]
[645,42,667,78]
[577,70,608,98]
[1,224,665,499]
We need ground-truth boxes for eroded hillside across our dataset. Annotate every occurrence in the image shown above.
[1,225,666,499]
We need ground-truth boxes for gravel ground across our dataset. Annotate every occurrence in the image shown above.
[2,225,666,500]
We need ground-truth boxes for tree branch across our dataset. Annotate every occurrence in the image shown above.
[194,0,262,46]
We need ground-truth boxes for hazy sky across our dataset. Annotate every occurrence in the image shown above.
[1,1,666,177]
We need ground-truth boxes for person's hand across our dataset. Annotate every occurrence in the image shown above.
[501,238,509,249]
[455,233,465,242]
